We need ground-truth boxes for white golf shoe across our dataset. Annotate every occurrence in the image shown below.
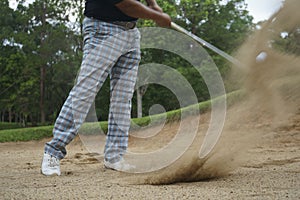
[41,153,61,176]
[104,158,135,172]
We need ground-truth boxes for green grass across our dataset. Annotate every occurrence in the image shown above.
[0,126,53,142]
[0,90,243,142]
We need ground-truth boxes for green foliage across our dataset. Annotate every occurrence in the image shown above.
[0,0,82,124]
[273,27,300,56]
[0,122,23,130]
[173,0,254,78]
[135,0,253,118]
[0,90,243,142]
[94,79,110,121]
[175,0,254,53]
[1,0,255,125]
[138,0,177,27]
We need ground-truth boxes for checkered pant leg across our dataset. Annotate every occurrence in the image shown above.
[45,17,140,159]
[104,49,140,163]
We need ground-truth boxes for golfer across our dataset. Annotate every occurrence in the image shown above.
[41,0,171,175]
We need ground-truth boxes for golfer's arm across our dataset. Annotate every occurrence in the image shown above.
[115,0,163,21]
[145,0,159,7]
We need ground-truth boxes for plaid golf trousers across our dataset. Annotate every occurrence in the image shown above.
[45,17,141,163]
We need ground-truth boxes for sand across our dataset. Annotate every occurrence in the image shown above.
[0,112,299,199]
[1,0,299,199]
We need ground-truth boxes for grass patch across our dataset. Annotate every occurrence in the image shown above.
[131,90,243,128]
[0,126,53,142]
[0,90,243,142]
[79,121,108,135]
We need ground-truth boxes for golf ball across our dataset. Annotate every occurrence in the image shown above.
[256,51,268,62]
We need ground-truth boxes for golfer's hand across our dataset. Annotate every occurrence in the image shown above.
[155,13,171,28]
[147,0,163,12]
[149,4,163,13]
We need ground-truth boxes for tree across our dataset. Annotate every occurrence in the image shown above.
[175,0,253,53]
[13,0,82,124]
[0,0,83,124]
[0,0,25,123]
[134,0,253,117]
[0,0,255,124]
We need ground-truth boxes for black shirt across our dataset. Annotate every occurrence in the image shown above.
[84,0,138,22]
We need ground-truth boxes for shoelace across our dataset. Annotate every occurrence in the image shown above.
[48,156,59,168]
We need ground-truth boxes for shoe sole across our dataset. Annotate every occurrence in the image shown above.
[40,169,60,176]
[104,164,117,171]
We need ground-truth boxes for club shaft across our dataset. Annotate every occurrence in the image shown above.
[171,22,242,67]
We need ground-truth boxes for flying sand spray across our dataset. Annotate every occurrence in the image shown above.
[169,21,270,159]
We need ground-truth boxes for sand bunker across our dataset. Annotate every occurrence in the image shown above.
[122,0,300,184]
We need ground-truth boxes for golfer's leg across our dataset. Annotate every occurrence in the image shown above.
[44,18,124,159]
[44,50,113,159]
[104,49,140,163]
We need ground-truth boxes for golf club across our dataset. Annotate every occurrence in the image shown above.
[171,22,242,67]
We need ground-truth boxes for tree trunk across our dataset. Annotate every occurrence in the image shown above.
[40,1,47,124]
[136,85,149,118]
[8,108,12,123]
[1,111,3,122]
[137,88,142,118]
[40,66,46,123]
